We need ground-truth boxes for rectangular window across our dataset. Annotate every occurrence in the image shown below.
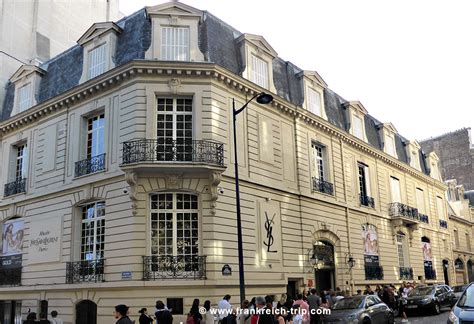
[385,135,396,156]
[311,143,325,181]
[251,55,269,88]
[167,298,183,315]
[15,144,28,180]
[81,201,105,261]
[161,27,189,61]
[411,150,420,169]
[454,230,460,248]
[88,44,107,79]
[466,233,471,251]
[156,98,193,161]
[390,176,401,203]
[358,163,371,197]
[87,114,105,158]
[17,83,32,112]
[352,115,364,139]
[436,196,445,220]
[307,88,322,116]
[416,188,426,214]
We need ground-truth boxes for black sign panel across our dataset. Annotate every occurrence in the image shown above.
[364,255,379,266]
[222,264,232,276]
[0,255,22,268]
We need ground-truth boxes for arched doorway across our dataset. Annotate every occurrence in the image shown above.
[467,260,474,283]
[442,259,449,285]
[455,258,466,285]
[76,300,97,324]
[313,240,335,291]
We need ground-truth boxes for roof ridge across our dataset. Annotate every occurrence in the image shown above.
[419,127,471,143]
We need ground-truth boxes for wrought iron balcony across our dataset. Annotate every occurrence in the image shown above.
[389,202,419,223]
[360,194,375,208]
[365,265,384,280]
[312,177,334,195]
[143,255,206,280]
[439,219,448,229]
[418,213,429,224]
[74,153,106,177]
[0,267,21,286]
[4,178,27,197]
[425,267,437,280]
[399,267,414,280]
[66,259,105,284]
[122,139,224,166]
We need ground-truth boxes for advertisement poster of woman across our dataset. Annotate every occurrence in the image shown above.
[421,242,433,261]
[2,219,24,256]
[362,224,379,256]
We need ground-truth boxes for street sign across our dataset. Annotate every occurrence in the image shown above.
[222,264,232,276]
[121,271,132,280]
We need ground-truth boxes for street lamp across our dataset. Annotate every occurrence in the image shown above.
[233,92,273,302]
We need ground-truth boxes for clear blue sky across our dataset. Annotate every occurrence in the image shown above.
[120,0,474,142]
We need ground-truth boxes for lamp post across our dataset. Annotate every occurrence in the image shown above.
[233,92,273,302]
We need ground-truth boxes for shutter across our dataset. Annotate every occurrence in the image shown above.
[390,177,401,203]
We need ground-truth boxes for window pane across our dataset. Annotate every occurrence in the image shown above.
[18,84,32,112]
[251,55,269,88]
[160,27,189,61]
[88,44,107,79]
[308,88,321,116]
[81,201,106,261]
[353,115,364,139]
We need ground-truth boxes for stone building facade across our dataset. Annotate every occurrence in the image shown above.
[0,0,121,116]
[0,2,458,324]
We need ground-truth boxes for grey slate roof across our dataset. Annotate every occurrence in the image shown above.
[0,4,430,176]
[465,191,474,207]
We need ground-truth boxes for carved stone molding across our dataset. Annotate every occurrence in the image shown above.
[165,173,182,189]
[209,171,222,215]
[125,171,138,215]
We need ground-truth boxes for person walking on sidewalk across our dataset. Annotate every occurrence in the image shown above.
[114,304,134,324]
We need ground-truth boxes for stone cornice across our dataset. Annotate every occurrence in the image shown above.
[0,60,447,191]
[449,213,474,226]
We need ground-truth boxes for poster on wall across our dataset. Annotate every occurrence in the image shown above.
[362,224,379,266]
[1,219,24,268]
[421,242,433,261]
[28,217,62,264]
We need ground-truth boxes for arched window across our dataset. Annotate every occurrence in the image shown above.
[455,258,464,270]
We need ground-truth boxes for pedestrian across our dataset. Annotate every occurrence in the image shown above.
[237,300,251,324]
[363,285,374,295]
[188,299,203,324]
[291,304,302,324]
[275,307,287,324]
[293,294,309,324]
[155,300,173,324]
[114,304,134,324]
[138,308,153,324]
[39,313,50,324]
[356,289,362,296]
[306,289,321,324]
[249,297,256,311]
[277,294,287,309]
[218,295,232,324]
[23,312,37,324]
[255,296,275,324]
[319,296,329,309]
[50,311,63,324]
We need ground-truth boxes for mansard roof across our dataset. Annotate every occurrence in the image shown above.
[0,1,430,176]
[77,22,123,45]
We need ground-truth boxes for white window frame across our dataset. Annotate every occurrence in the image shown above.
[17,83,32,112]
[87,43,107,79]
[416,188,426,214]
[86,114,105,159]
[358,162,371,198]
[385,135,396,157]
[410,150,421,170]
[311,142,326,181]
[396,233,410,267]
[251,55,269,89]
[390,176,402,203]
[307,88,322,117]
[160,26,190,61]
[454,229,460,248]
[80,201,106,261]
[436,196,445,220]
[352,114,364,140]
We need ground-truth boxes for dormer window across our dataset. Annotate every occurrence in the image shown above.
[17,83,32,112]
[161,26,189,61]
[378,123,398,158]
[344,101,367,142]
[352,115,364,140]
[385,135,396,157]
[78,22,122,83]
[251,55,269,88]
[307,88,322,116]
[10,64,45,115]
[88,44,107,79]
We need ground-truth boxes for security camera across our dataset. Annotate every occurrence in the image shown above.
[218,188,224,194]
[123,188,129,194]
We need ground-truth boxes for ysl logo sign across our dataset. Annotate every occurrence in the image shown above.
[263,212,277,253]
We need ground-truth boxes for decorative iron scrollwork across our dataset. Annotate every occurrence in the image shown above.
[74,153,106,177]
[142,255,206,280]
[4,178,27,197]
[312,178,334,195]
[66,259,105,284]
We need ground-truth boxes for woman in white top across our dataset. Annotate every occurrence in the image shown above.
[203,300,217,324]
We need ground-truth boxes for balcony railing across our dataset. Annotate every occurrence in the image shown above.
[143,255,206,280]
[312,178,334,195]
[365,265,384,280]
[0,267,21,286]
[360,194,375,208]
[418,213,429,224]
[399,267,414,280]
[425,267,437,280]
[389,203,419,222]
[74,153,106,177]
[66,259,105,284]
[4,178,27,197]
[122,139,224,166]
[439,219,448,229]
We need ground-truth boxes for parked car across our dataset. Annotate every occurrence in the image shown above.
[322,295,394,323]
[452,284,469,300]
[403,284,456,315]
[449,282,474,323]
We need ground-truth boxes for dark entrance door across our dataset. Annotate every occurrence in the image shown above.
[468,260,474,283]
[286,280,298,300]
[313,241,335,291]
[443,260,449,285]
[76,300,97,324]
[315,269,334,291]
